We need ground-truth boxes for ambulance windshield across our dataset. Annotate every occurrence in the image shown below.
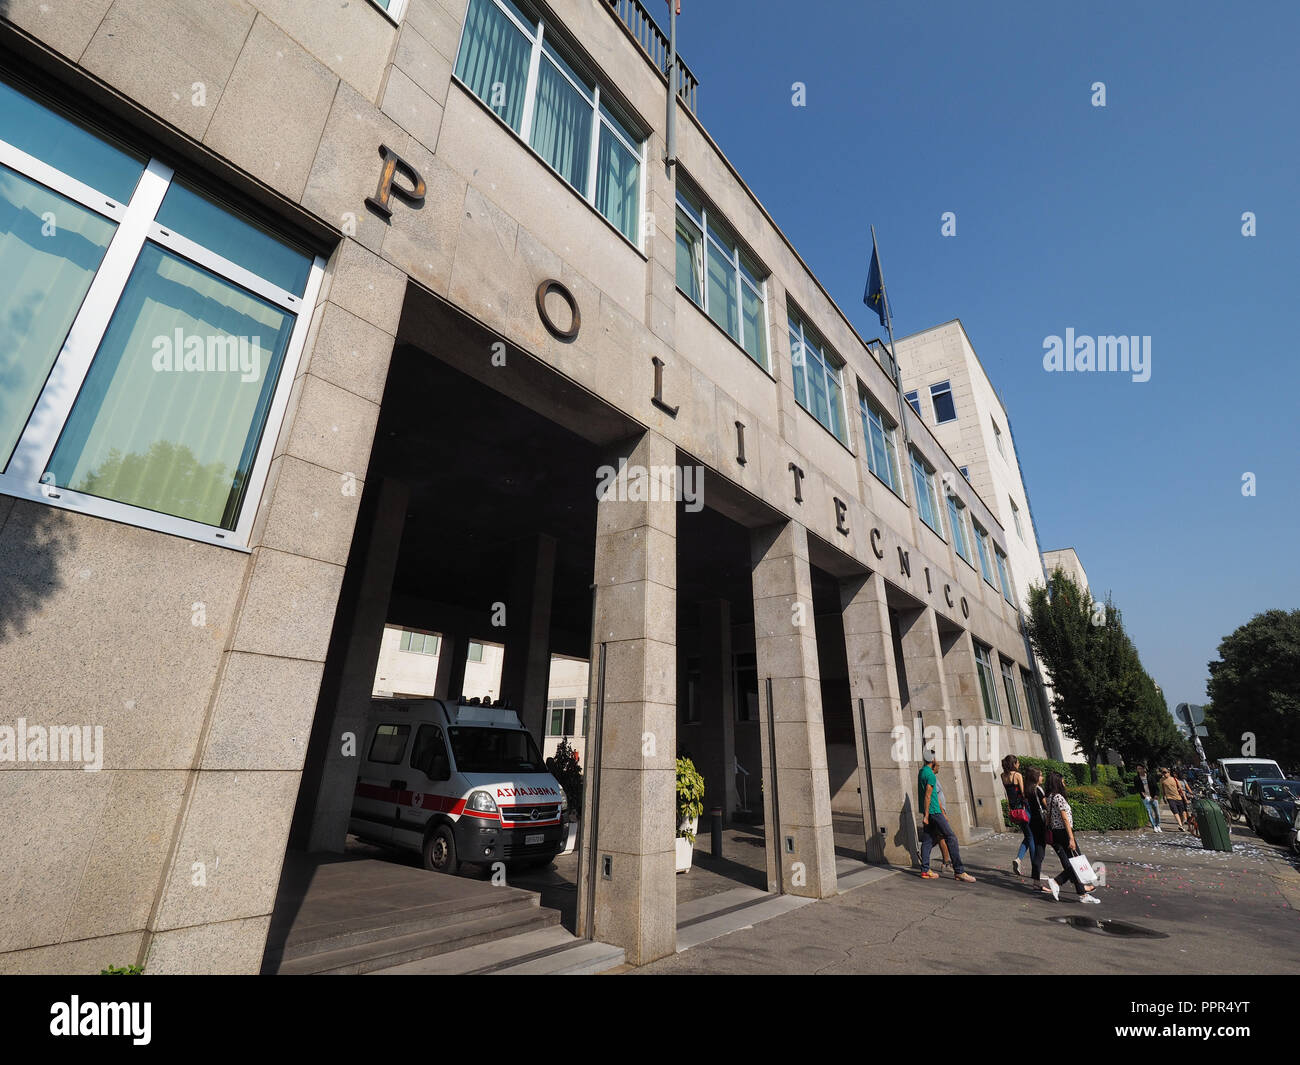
[447,726,545,775]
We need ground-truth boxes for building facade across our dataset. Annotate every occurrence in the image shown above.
[1,0,1050,973]
[895,320,1080,762]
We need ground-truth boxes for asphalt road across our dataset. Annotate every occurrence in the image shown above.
[635,817,1300,975]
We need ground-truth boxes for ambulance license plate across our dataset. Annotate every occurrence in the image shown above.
[525,833,543,845]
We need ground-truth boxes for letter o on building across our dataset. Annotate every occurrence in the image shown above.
[960,596,969,619]
[536,278,580,342]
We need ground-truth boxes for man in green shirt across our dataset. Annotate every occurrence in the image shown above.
[918,747,976,882]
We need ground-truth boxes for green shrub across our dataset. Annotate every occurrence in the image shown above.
[1018,755,1067,782]
[1069,794,1147,832]
[100,964,142,975]
[675,757,705,843]
[1068,784,1117,805]
[1067,762,1092,785]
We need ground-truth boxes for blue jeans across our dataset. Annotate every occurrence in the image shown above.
[1142,797,1160,828]
[921,811,965,875]
[1014,817,1034,861]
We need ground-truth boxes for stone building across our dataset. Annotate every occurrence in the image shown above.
[0,0,1052,972]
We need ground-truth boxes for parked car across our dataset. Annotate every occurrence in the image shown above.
[350,697,567,875]
[1290,806,1300,857]
[1218,758,1286,816]
[1238,778,1300,843]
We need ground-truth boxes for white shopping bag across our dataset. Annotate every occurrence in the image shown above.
[1069,853,1098,885]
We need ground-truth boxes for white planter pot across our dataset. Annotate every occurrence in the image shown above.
[675,816,698,873]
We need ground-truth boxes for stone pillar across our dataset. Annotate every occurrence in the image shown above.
[293,477,409,853]
[433,632,466,701]
[499,534,557,741]
[697,599,737,820]
[896,606,976,839]
[750,521,836,899]
[840,571,916,865]
[575,431,676,964]
[940,629,1001,829]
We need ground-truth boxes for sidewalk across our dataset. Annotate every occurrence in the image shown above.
[634,814,1300,975]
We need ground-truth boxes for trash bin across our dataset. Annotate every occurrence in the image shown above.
[1193,797,1232,852]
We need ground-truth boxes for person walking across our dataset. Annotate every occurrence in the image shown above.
[1001,754,1034,876]
[1175,769,1200,838]
[1159,767,1188,832]
[1134,764,1162,831]
[1043,771,1100,904]
[1024,765,1048,889]
[918,748,976,883]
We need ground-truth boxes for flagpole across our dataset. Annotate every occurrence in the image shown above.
[665,1,677,169]
[871,225,910,448]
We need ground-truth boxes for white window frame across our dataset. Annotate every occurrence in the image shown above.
[995,546,1014,603]
[974,642,1002,724]
[945,490,973,566]
[929,379,957,424]
[909,447,944,538]
[859,391,903,498]
[1000,657,1025,729]
[992,418,1005,457]
[1010,497,1024,541]
[674,186,770,370]
[370,0,409,24]
[904,389,921,416]
[973,520,997,587]
[788,311,848,445]
[0,133,325,552]
[454,0,647,250]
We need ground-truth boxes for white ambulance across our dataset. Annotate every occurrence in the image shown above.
[349,697,568,874]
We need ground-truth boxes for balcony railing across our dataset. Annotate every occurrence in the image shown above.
[607,0,699,113]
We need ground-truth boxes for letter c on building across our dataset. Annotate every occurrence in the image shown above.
[870,527,884,560]
[944,584,954,608]
[536,279,580,342]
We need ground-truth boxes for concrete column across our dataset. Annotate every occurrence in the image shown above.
[840,571,916,865]
[697,599,737,820]
[750,521,836,900]
[433,632,467,701]
[940,629,1002,829]
[499,534,557,741]
[291,477,409,853]
[575,431,676,965]
[896,607,976,840]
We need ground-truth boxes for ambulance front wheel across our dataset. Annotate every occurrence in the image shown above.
[424,824,460,875]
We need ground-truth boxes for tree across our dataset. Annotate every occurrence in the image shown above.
[1206,609,1300,769]
[1027,569,1177,779]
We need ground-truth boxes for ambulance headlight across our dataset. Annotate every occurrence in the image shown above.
[560,793,568,813]
[468,791,498,813]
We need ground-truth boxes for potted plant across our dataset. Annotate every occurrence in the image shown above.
[675,756,706,873]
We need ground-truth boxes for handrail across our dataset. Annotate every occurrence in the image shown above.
[606,0,699,113]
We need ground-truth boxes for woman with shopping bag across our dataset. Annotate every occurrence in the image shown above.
[1001,755,1035,877]
[1043,771,1100,904]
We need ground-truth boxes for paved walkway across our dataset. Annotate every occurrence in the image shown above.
[634,814,1300,975]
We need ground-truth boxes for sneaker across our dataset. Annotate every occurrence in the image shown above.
[920,870,940,879]
[954,872,976,883]
[1080,894,1102,905]
[1154,826,1163,832]
[1013,857,1023,876]
[1049,880,1060,901]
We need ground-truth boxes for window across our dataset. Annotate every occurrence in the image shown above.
[410,724,450,778]
[370,0,409,21]
[369,723,411,764]
[399,630,440,655]
[675,185,768,367]
[930,380,957,423]
[994,546,1014,603]
[972,521,996,586]
[467,641,484,663]
[904,390,921,415]
[454,0,645,244]
[0,77,322,548]
[860,392,903,496]
[992,419,1005,457]
[547,697,583,737]
[945,492,972,565]
[959,466,969,479]
[789,310,847,443]
[1010,498,1024,541]
[1000,658,1024,728]
[1021,668,1045,733]
[909,448,943,537]
[974,644,1001,723]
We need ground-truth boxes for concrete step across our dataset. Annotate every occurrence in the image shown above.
[675,888,813,951]
[277,906,562,975]
[370,925,625,975]
[277,891,541,962]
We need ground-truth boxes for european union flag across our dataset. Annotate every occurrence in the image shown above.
[863,243,888,329]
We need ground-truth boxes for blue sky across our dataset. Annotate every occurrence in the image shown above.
[668,0,1300,711]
